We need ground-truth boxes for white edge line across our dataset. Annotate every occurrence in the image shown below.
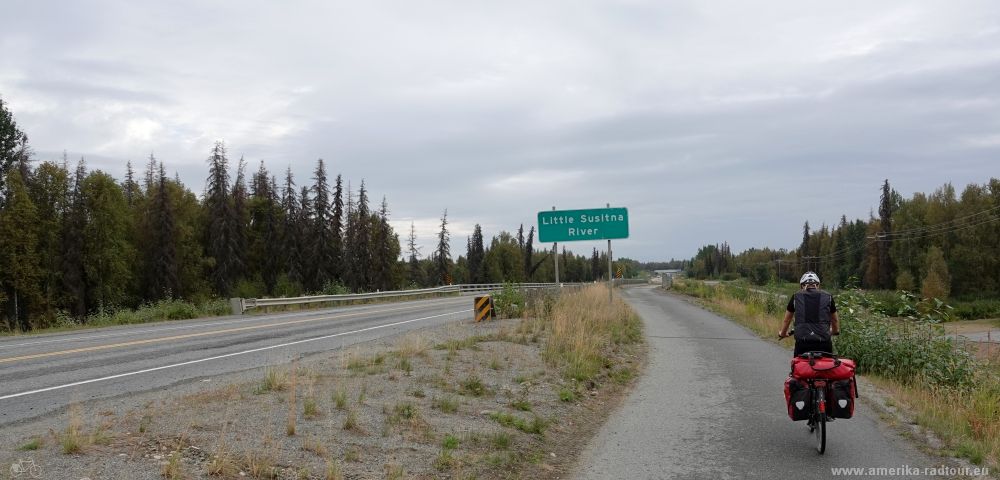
[0,309,467,401]
[0,297,467,350]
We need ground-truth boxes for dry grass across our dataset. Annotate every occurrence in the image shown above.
[55,406,91,454]
[287,362,298,436]
[332,387,348,410]
[18,438,42,451]
[206,397,240,477]
[344,447,360,462]
[325,459,344,480]
[207,449,239,477]
[302,436,328,457]
[873,377,1000,467]
[255,367,289,394]
[431,395,459,413]
[243,448,278,479]
[58,418,85,454]
[161,450,184,479]
[542,286,643,381]
[713,296,781,337]
[343,409,360,431]
[396,332,432,358]
[385,463,405,479]
[303,394,320,419]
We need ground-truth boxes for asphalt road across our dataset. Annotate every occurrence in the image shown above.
[575,286,948,480]
[0,296,470,427]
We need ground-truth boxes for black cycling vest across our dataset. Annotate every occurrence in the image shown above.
[792,289,833,343]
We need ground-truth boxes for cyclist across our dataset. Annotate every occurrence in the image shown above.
[778,271,840,355]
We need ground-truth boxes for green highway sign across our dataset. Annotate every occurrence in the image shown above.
[537,207,629,242]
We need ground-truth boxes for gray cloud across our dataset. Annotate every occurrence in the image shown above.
[3,0,1000,261]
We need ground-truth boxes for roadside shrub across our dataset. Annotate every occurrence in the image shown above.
[834,290,976,389]
[322,281,350,295]
[199,299,231,317]
[460,376,487,397]
[951,299,1000,320]
[233,278,266,299]
[493,282,525,318]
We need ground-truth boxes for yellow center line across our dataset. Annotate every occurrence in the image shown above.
[0,302,449,364]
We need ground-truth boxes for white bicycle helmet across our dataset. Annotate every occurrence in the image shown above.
[799,271,821,285]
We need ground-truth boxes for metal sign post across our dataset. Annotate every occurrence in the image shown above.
[607,204,612,302]
[552,206,559,285]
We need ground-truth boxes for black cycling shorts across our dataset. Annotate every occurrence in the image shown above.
[794,339,834,356]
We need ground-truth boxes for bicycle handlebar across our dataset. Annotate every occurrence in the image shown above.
[778,329,840,340]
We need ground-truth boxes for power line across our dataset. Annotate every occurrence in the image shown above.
[723,203,1000,274]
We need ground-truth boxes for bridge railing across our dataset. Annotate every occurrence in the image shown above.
[232,280,648,314]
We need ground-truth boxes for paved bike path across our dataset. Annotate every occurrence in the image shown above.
[573,287,948,480]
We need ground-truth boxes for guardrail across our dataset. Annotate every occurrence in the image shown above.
[232,280,649,314]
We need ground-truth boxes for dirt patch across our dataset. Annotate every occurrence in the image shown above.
[0,316,645,479]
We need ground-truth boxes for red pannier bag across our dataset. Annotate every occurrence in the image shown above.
[791,355,856,380]
[827,378,857,419]
[784,376,811,421]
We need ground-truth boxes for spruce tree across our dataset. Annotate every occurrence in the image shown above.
[523,226,534,281]
[877,179,896,289]
[331,174,344,283]
[61,159,88,319]
[204,141,237,296]
[311,159,335,289]
[281,168,302,287]
[123,160,139,207]
[434,209,451,285]
[467,224,485,283]
[265,175,283,293]
[372,197,399,291]
[591,248,601,280]
[231,156,249,285]
[250,162,282,294]
[144,153,157,193]
[298,186,315,290]
[345,181,372,292]
[149,164,179,299]
[800,221,811,273]
[407,222,422,287]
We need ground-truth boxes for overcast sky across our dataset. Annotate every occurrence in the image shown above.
[2,1,998,262]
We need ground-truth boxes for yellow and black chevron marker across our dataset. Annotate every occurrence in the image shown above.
[474,295,494,322]
[616,267,623,279]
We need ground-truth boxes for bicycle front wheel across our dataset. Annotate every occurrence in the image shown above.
[814,414,826,454]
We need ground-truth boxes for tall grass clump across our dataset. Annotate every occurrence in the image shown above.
[543,285,642,382]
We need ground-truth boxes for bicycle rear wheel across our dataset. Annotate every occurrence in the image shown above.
[814,414,826,454]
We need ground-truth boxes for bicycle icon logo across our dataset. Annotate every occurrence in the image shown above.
[9,458,42,478]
